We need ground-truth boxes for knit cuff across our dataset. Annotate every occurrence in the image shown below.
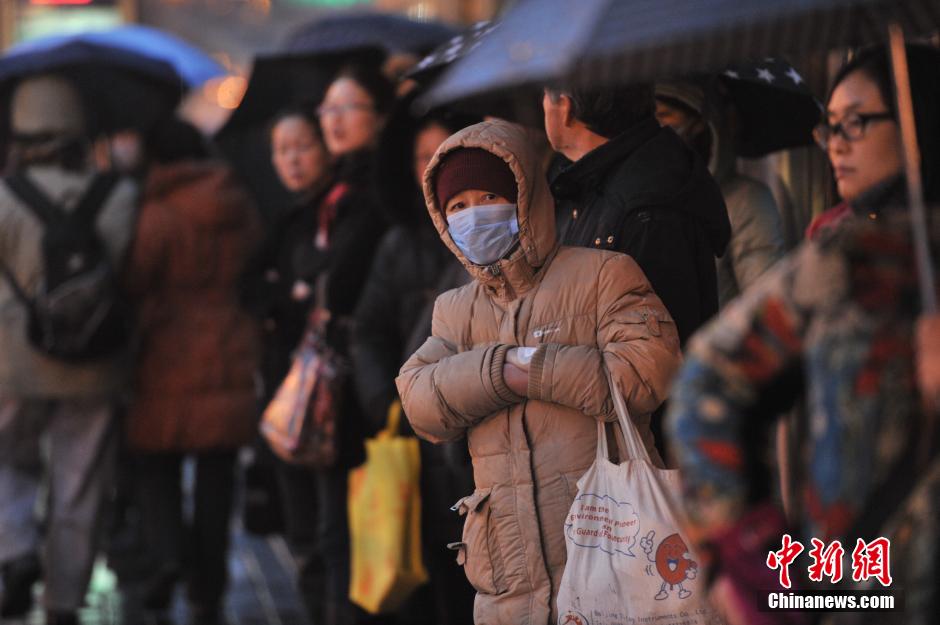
[527,343,556,401]
[486,343,524,405]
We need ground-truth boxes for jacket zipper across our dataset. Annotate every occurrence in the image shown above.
[487,263,501,276]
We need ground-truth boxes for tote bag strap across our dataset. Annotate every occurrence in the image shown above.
[596,371,654,465]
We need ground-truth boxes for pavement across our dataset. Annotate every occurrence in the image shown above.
[1,529,310,625]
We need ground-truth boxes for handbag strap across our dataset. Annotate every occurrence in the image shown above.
[597,373,653,465]
[384,399,403,438]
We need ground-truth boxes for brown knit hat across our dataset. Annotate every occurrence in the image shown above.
[435,148,517,210]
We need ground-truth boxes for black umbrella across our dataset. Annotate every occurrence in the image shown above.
[425,0,939,104]
[405,21,497,86]
[215,49,382,140]
[425,0,939,309]
[214,48,383,219]
[0,39,183,135]
[285,11,457,57]
[717,59,822,157]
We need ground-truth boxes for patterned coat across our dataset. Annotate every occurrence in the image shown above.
[667,210,940,624]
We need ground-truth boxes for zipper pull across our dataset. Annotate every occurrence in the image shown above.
[488,263,502,276]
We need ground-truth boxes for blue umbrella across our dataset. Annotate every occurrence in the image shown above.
[285,11,457,57]
[5,25,225,88]
[0,37,183,133]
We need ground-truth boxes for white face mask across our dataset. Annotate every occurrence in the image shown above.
[446,203,519,266]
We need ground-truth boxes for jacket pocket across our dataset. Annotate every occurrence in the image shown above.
[449,488,508,595]
[622,306,674,338]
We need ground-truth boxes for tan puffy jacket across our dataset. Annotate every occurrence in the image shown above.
[396,120,682,625]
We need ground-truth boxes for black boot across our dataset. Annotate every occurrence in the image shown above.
[0,551,41,618]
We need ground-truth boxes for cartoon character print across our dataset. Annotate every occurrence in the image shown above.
[559,611,588,625]
[640,530,698,600]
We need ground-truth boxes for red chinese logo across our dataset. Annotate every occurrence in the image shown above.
[767,535,893,587]
[766,533,804,589]
[807,538,845,583]
[851,537,892,587]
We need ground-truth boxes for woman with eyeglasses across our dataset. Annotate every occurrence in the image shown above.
[806,45,939,240]
[280,64,393,625]
[665,44,940,625]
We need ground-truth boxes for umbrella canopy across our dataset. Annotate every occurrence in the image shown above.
[285,11,457,57]
[718,59,822,157]
[406,21,496,86]
[425,0,940,106]
[216,47,383,139]
[214,48,382,223]
[0,39,183,134]
[5,25,225,88]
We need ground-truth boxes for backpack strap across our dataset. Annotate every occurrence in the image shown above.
[73,173,119,228]
[0,257,32,305]
[4,173,63,225]
[4,172,119,229]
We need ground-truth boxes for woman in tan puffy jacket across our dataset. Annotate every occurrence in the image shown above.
[396,120,682,625]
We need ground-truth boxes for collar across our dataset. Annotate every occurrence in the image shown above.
[850,175,906,219]
[550,117,661,199]
[471,243,560,304]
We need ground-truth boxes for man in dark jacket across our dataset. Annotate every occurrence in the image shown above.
[543,83,731,346]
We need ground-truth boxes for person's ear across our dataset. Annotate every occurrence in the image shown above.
[559,94,575,128]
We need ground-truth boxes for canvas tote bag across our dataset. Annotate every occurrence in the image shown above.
[556,379,724,625]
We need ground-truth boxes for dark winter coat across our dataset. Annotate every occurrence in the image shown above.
[241,182,333,403]
[123,161,262,452]
[550,117,731,345]
[318,150,388,466]
[351,91,472,432]
[352,221,455,428]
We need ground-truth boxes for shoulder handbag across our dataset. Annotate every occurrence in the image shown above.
[260,182,351,467]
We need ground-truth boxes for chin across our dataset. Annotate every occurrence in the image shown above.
[837,182,860,203]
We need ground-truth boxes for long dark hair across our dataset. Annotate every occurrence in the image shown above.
[331,63,396,118]
[268,105,324,144]
[828,44,940,203]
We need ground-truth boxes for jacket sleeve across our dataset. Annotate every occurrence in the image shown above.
[122,199,170,298]
[527,254,682,420]
[324,190,386,317]
[617,207,711,345]
[352,231,405,431]
[725,180,785,293]
[666,248,810,533]
[396,294,523,443]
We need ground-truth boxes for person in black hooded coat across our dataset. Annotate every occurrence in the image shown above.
[544,83,731,347]
[351,94,478,625]
[543,82,731,461]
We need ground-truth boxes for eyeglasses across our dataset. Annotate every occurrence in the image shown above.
[316,102,374,118]
[813,111,895,150]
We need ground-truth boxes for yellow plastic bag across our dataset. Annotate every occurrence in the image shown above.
[349,400,428,614]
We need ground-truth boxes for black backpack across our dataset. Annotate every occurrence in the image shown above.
[0,172,129,362]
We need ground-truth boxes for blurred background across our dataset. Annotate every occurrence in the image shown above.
[0,1,505,133]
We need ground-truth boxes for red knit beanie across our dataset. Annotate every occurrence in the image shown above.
[434,148,518,210]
